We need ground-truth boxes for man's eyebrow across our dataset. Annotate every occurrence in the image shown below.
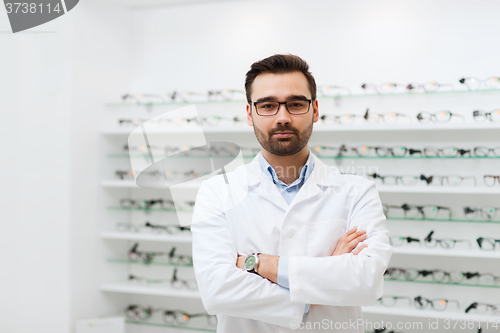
[254,95,310,103]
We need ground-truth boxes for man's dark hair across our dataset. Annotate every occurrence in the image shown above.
[244,54,317,103]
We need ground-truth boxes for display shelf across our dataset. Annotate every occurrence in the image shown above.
[107,259,193,267]
[101,231,192,242]
[384,278,500,289]
[386,217,500,224]
[107,206,194,213]
[100,282,200,298]
[101,180,201,190]
[101,123,500,135]
[108,153,500,160]
[362,306,500,323]
[126,321,216,332]
[376,186,500,195]
[392,247,500,259]
[104,88,500,108]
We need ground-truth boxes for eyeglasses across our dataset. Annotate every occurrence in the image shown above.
[368,173,419,186]
[414,296,459,311]
[459,77,500,90]
[120,198,175,210]
[385,267,500,285]
[416,111,465,123]
[170,268,197,289]
[363,109,412,124]
[484,175,500,186]
[125,305,217,327]
[252,99,313,116]
[389,236,421,246]
[406,82,454,93]
[129,274,170,284]
[118,118,147,127]
[317,85,351,96]
[419,174,477,186]
[375,295,412,307]
[473,109,500,122]
[207,89,245,101]
[145,222,191,234]
[422,146,471,158]
[474,146,500,157]
[477,237,500,251]
[319,113,360,125]
[128,243,170,263]
[384,268,450,282]
[424,230,471,249]
[383,203,452,220]
[117,222,141,233]
[162,310,217,327]
[465,302,500,315]
[463,206,499,221]
[362,82,453,94]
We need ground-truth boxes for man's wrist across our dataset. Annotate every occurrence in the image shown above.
[255,254,279,284]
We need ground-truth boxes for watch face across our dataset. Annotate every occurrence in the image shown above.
[244,255,256,270]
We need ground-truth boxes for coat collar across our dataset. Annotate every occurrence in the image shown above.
[242,150,340,211]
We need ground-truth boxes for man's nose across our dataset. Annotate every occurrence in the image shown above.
[275,103,291,124]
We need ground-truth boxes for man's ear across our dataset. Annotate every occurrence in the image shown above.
[312,99,319,123]
[247,104,254,126]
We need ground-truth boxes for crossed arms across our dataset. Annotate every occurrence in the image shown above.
[190,179,393,328]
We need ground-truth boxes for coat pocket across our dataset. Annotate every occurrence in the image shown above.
[306,219,347,256]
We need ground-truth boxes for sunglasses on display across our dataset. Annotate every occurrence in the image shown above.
[459,77,500,90]
[144,222,191,234]
[416,111,465,123]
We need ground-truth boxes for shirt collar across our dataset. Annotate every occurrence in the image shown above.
[258,149,315,186]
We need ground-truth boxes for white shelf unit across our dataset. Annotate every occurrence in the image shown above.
[100,87,500,333]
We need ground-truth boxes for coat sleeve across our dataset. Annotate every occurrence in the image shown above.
[190,179,307,329]
[287,180,393,306]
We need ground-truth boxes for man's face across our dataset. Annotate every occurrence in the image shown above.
[246,72,319,157]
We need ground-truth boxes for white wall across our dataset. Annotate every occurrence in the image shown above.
[130,0,500,93]
[0,1,132,332]
[0,11,73,333]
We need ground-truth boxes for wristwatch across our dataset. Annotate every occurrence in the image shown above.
[244,252,261,274]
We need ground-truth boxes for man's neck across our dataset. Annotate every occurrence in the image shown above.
[261,146,310,186]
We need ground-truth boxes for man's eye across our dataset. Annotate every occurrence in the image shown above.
[261,103,274,109]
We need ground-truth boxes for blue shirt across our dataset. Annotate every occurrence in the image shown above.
[258,150,315,314]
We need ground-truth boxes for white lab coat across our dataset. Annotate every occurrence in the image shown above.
[191,152,393,333]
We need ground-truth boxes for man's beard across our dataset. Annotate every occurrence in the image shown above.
[253,119,313,157]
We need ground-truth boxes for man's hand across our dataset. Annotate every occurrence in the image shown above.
[331,227,367,256]
[236,255,245,270]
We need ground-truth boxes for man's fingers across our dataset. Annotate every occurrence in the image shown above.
[343,230,367,245]
[351,244,368,255]
[345,234,367,252]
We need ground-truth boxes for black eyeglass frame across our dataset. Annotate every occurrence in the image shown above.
[251,99,314,116]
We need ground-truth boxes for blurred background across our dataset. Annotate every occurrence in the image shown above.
[1,0,500,332]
